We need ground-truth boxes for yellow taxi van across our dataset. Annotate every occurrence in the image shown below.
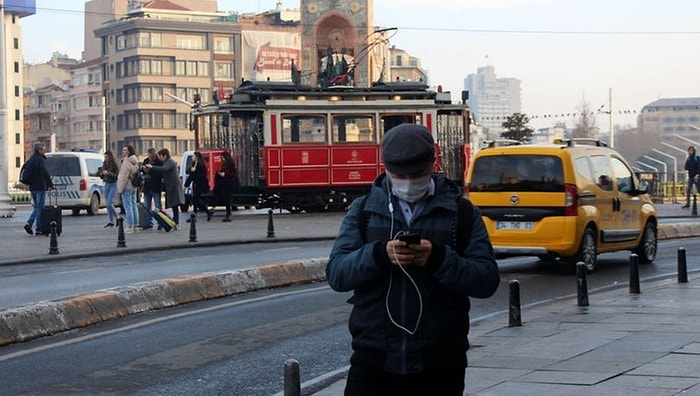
[465,138,657,272]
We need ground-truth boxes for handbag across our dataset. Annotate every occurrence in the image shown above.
[130,171,144,188]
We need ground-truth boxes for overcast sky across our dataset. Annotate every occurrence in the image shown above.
[19,0,700,131]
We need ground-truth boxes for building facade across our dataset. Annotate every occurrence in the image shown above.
[389,45,425,84]
[638,98,700,142]
[1,0,35,191]
[464,65,522,139]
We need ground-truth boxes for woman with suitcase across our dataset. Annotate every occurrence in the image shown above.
[144,148,185,230]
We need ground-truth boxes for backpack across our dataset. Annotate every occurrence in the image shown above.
[19,162,33,185]
[357,196,474,253]
[130,171,144,188]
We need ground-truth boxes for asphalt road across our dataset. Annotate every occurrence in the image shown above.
[1,236,698,395]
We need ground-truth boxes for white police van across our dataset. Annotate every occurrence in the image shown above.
[45,151,105,215]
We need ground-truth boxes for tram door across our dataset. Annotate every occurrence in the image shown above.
[435,110,468,185]
[228,112,264,202]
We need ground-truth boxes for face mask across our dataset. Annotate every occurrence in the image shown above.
[391,174,432,203]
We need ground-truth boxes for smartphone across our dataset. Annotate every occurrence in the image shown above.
[398,232,421,245]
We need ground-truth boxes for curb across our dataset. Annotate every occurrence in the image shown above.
[0,258,328,346]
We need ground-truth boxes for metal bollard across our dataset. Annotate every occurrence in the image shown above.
[576,262,589,307]
[48,221,59,255]
[116,217,126,248]
[693,194,698,216]
[188,212,197,243]
[629,253,640,294]
[508,280,522,327]
[283,359,301,396]
[678,247,688,283]
[267,209,276,238]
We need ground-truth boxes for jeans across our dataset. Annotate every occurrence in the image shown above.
[142,190,162,227]
[686,177,700,205]
[103,182,118,222]
[27,190,47,232]
[121,189,138,228]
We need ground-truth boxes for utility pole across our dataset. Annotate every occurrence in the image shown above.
[609,87,614,148]
[0,0,17,218]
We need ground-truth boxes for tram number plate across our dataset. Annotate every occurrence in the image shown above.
[496,221,533,231]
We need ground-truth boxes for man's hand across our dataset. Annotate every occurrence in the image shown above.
[386,239,432,267]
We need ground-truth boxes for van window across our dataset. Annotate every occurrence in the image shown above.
[86,159,103,177]
[611,157,633,193]
[46,157,81,176]
[590,155,613,191]
[470,155,564,192]
[574,157,594,183]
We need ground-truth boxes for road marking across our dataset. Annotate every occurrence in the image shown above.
[0,284,330,362]
[54,267,104,275]
[263,247,300,252]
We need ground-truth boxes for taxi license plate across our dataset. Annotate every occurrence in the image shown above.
[496,221,534,231]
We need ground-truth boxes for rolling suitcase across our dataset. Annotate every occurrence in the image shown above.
[138,203,150,229]
[152,208,175,232]
[40,191,62,236]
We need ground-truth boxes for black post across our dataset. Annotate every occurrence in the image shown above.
[576,262,589,307]
[693,194,698,216]
[48,221,59,255]
[678,247,688,283]
[629,253,640,294]
[283,359,301,396]
[267,209,275,238]
[508,280,522,327]
[188,212,197,243]
[116,217,126,248]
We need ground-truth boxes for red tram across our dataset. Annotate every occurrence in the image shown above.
[191,81,471,212]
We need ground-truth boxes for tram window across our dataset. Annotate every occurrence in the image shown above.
[282,115,326,144]
[380,114,421,138]
[332,115,374,143]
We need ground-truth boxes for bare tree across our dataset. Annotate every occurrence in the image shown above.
[572,101,598,139]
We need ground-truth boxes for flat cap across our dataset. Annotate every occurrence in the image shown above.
[381,124,435,174]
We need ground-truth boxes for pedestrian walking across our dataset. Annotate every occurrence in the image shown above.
[215,149,239,222]
[683,146,700,208]
[99,150,119,228]
[22,142,54,236]
[184,151,214,221]
[326,124,500,396]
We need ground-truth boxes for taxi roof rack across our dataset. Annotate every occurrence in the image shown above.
[554,138,608,147]
[482,139,523,148]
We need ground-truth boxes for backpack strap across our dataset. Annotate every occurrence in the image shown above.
[357,195,369,243]
[455,197,474,254]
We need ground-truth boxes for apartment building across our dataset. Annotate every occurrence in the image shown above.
[389,45,425,84]
[464,65,522,139]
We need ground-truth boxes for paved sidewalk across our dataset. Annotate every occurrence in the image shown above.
[312,274,700,395]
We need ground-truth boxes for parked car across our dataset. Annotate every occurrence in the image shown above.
[44,152,105,215]
[465,138,658,272]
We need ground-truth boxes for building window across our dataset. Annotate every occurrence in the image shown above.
[16,157,21,168]
[214,62,233,79]
[199,62,209,76]
[15,110,20,120]
[14,86,19,97]
[176,34,204,50]
[214,36,233,54]
[15,133,20,144]
[188,61,198,76]
[395,55,403,67]
[13,38,19,49]
[14,62,19,73]
[175,60,186,76]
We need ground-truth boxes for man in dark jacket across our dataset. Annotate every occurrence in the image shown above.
[327,124,500,395]
[141,148,163,229]
[683,146,700,208]
[23,142,54,235]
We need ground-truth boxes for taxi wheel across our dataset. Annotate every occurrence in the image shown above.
[87,193,100,216]
[634,222,657,264]
[576,227,597,273]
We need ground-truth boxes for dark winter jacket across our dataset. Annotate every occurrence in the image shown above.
[24,152,54,192]
[147,158,184,208]
[99,160,119,184]
[326,173,500,375]
[184,162,210,197]
[685,154,700,178]
[142,157,163,193]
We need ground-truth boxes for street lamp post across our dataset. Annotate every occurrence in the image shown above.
[674,134,700,147]
[651,149,678,203]
[642,155,667,183]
